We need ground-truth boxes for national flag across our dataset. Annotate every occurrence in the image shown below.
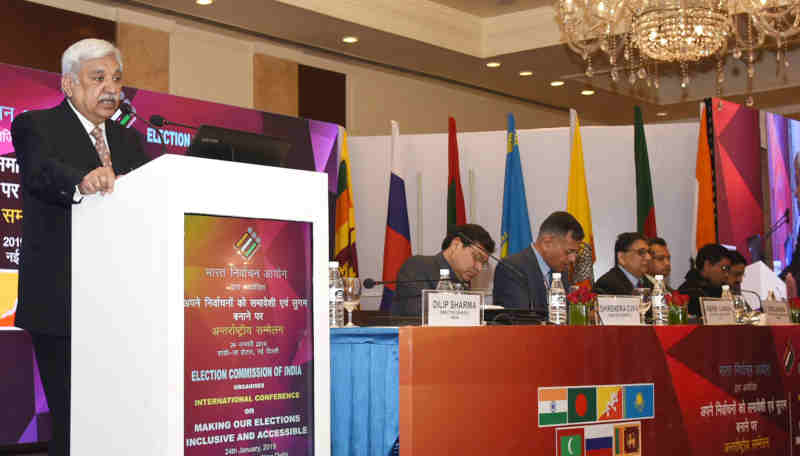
[634,106,657,238]
[557,427,585,456]
[447,117,466,227]
[585,424,614,456]
[380,121,412,311]
[334,127,359,277]
[597,386,623,421]
[692,102,717,254]
[567,109,596,267]
[784,340,795,375]
[500,113,533,258]
[539,387,568,426]
[613,422,641,456]
[623,384,654,419]
[568,387,598,423]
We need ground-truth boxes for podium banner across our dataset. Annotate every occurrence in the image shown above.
[184,214,314,456]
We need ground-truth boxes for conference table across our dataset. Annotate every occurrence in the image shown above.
[331,324,800,456]
[5,324,800,455]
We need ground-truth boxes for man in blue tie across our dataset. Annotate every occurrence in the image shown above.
[492,211,584,314]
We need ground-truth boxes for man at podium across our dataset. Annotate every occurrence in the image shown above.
[11,38,148,456]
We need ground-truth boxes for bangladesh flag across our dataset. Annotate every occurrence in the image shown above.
[568,387,598,423]
[634,106,657,238]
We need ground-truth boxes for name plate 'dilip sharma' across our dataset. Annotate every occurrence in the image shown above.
[596,295,641,325]
[422,290,483,327]
[700,298,735,325]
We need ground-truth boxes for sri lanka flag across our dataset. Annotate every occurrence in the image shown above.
[334,127,359,277]
[380,121,412,311]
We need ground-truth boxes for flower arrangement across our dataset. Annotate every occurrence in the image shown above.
[665,291,689,324]
[791,298,800,323]
[567,284,597,325]
[567,284,597,306]
[665,291,689,308]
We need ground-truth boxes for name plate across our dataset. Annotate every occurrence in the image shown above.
[762,300,791,325]
[596,295,641,326]
[422,290,483,326]
[700,298,735,325]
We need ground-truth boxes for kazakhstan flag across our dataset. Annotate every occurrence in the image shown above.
[500,113,533,258]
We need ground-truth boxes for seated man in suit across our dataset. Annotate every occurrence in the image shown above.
[391,224,495,316]
[678,243,731,317]
[645,237,672,290]
[594,232,651,295]
[11,38,149,456]
[492,211,584,315]
[726,250,747,294]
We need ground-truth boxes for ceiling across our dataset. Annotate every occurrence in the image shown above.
[430,0,552,17]
[108,0,800,125]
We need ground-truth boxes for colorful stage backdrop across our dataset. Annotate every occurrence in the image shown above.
[0,62,341,327]
[712,98,800,269]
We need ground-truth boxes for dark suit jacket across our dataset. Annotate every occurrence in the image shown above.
[594,266,640,295]
[492,246,554,314]
[391,252,460,316]
[12,99,148,336]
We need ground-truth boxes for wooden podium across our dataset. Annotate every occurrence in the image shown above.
[70,155,331,455]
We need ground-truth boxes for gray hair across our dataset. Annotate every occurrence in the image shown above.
[61,38,123,80]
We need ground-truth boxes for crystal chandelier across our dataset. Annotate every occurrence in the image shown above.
[555,0,800,104]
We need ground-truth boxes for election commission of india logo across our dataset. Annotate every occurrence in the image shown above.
[235,228,261,262]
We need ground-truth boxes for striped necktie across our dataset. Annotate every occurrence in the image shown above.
[90,126,113,168]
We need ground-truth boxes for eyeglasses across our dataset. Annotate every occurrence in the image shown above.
[627,248,650,257]
[470,246,490,271]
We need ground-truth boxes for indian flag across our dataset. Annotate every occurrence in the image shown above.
[539,388,568,426]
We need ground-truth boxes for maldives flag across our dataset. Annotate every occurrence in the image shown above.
[380,121,412,311]
[557,427,584,456]
[447,117,466,226]
[634,106,657,238]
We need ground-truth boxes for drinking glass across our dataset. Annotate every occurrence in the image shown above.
[342,277,361,327]
[634,287,651,324]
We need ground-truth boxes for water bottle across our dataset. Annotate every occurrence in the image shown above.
[651,274,668,325]
[548,272,567,325]
[436,269,455,291]
[329,261,344,327]
[721,284,733,300]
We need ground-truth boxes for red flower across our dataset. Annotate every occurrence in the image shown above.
[567,283,596,305]
[666,291,688,307]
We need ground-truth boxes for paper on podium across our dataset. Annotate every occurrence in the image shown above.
[742,261,786,301]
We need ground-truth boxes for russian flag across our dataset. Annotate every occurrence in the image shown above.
[585,424,613,456]
[380,121,412,311]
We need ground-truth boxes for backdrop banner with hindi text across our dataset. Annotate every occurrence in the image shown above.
[0,62,341,327]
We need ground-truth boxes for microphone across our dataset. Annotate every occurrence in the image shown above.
[455,231,540,314]
[120,104,167,155]
[362,278,446,289]
[149,114,198,131]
